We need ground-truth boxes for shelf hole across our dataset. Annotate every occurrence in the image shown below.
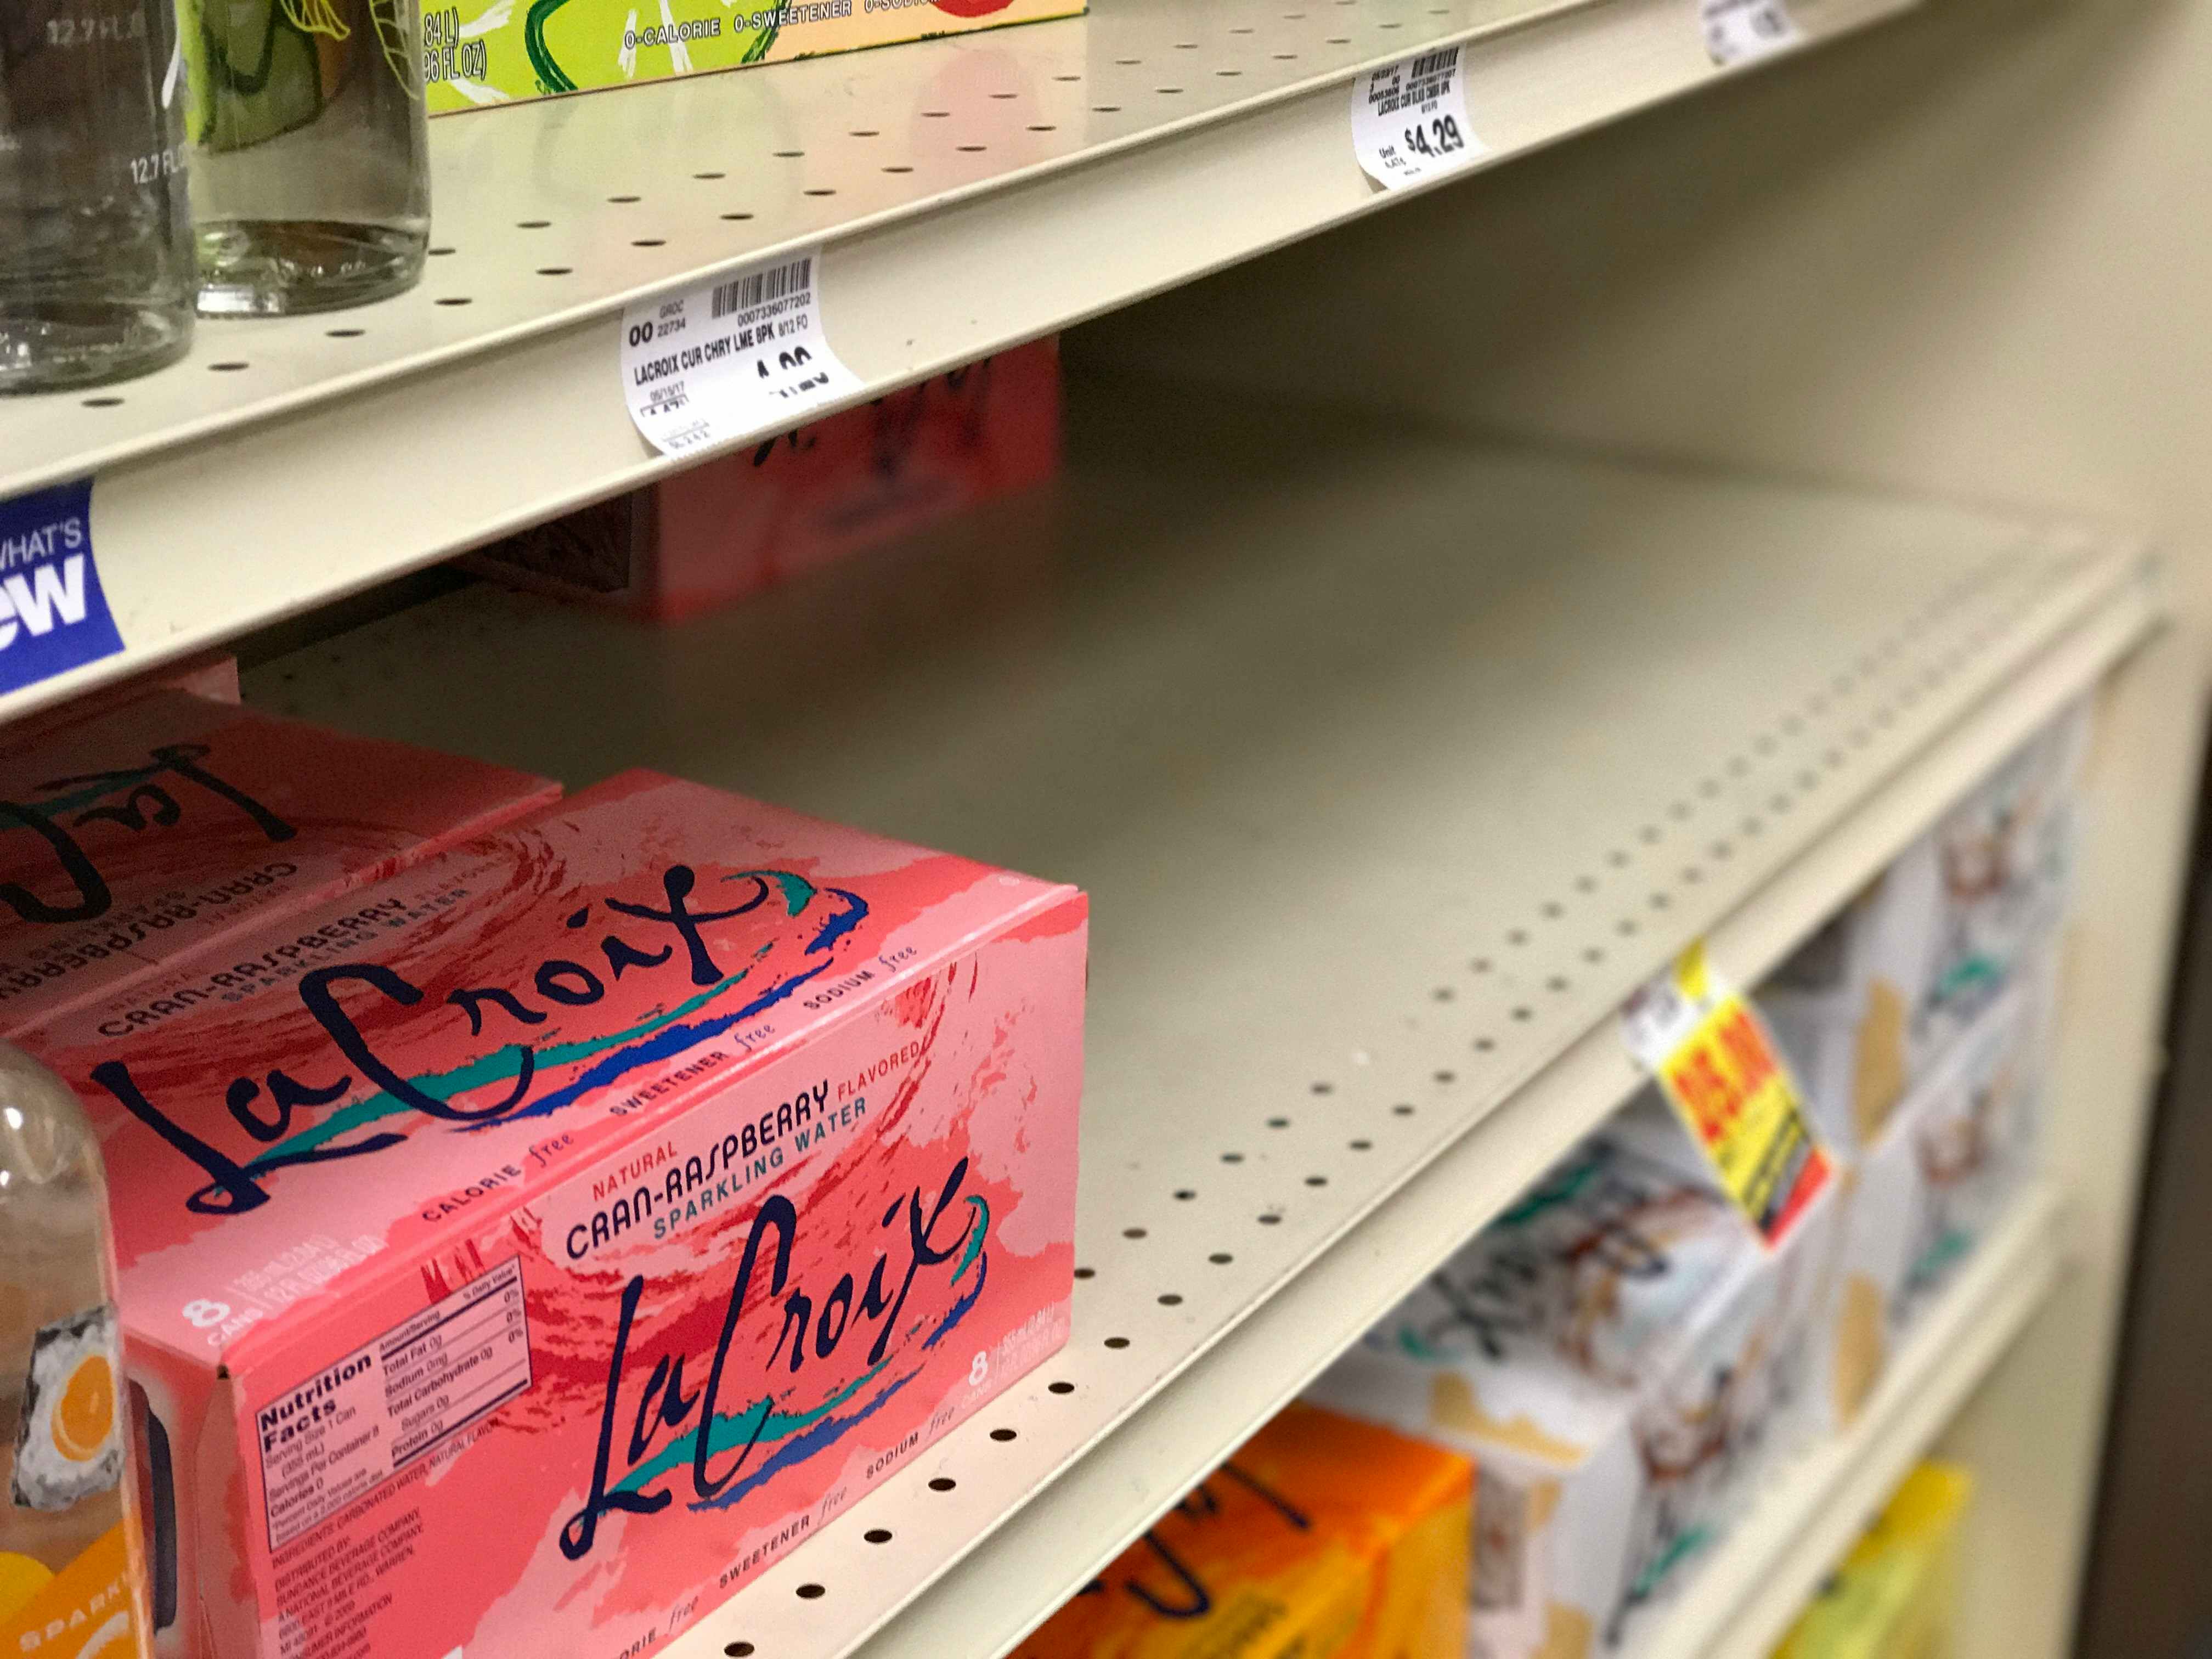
[1743,815,1765,835]
[720,211,755,220]
[726,1645,754,1657]
[1267,1115,1291,1128]
[1158,1293,1183,1306]
[1306,1174,1328,1187]
[1474,1036,1495,1052]
[435,297,473,307]
[1311,1081,1334,1095]
[208,360,249,372]
[1221,1152,1244,1164]
[1156,86,1184,93]
[428,245,455,256]
[1350,1138,1372,1150]
[923,108,952,115]
[882,165,915,174]
[1092,104,1124,112]
[691,172,724,182]
[804,187,838,196]
[849,129,879,137]
[1272,50,1299,58]
[1608,850,1629,867]
[1393,1104,1415,1116]
[1583,947,1605,964]
[631,238,665,247]
[1541,901,1564,919]
[1210,1252,1234,1264]
[1471,957,1492,973]
[81,396,125,407]
[1073,1266,1094,1280]
[1508,928,1528,945]
[608,193,641,202]
[797,1584,825,1601]
[1575,875,1596,893]
[1510,1007,1531,1022]
[1123,1227,1147,1239]
[1175,1188,1196,1200]
[1547,976,1568,992]
[1054,71,1082,79]
[1216,68,1242,76]
[1433,986,1454,1002]
[537,266,573,276]
[1115,56,1142,63]
[1617,919,1640,936]
[1048,1380,1075,1394]
[957,144,988,153]
[1434,1069,1456,1083]
[1257,1213,1282,1226]
[990,1426,1018,1441]
[1028,122,1060,129]
[929,1476,958,1490]
[1327,35,1351,43]
[774,148,804,157]
[1681,867,1701,884]
[865,1528,894,1543]
[1104,1336,1131,1350]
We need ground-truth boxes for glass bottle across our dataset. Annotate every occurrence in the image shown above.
[182,0,431,316]
[0,1,196,396]
[0,1043,153,1659]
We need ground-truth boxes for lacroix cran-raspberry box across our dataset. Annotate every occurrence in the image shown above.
[0,689,560,1036]
[21,770,1086,1659]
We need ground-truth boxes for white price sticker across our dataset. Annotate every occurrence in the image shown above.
[1351,45,1484,191]
[619,247,859,457]
[1700,0,1799,65]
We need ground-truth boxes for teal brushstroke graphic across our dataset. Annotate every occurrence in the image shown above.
[613,1358,892,1498]
[256,969,759,1164]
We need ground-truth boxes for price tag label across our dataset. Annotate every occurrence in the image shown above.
[1700,0,1800,65]
[1622,943,1831,1245]
[620,247,859,457]
[1351,45,1485,190]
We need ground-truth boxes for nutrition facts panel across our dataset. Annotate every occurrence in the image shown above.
[259,1258,534,1550]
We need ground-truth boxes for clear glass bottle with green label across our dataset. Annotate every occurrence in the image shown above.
[0,1043,153,1658]
[182,0,432,316]
[0,0,196,394]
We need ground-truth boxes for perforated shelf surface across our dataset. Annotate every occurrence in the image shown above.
[0,0,1916,726]
[242,387,2159,1659]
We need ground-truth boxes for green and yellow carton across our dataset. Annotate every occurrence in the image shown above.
[415,0,1085,114]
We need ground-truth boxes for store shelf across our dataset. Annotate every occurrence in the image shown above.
[1628,1185,2067,1659]
[0,0,1919,726]
[242,388,2159,1659]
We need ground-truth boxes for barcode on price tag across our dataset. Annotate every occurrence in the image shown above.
[1622,943,1831,1246]
[1700,0,1800,65]
[619,246,859,458]
[1351,44,1485,190]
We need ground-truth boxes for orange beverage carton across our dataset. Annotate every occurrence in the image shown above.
[1015,1403,1472,1658]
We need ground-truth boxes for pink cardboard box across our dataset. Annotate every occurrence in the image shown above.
[20,771,1086,1659]
[472,338,1062,622]
[0,690,560,1037]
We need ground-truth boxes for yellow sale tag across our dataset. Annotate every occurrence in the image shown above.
[1622,943,1832,1245]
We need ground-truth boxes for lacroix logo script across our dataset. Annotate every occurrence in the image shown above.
[89,864,869,1216]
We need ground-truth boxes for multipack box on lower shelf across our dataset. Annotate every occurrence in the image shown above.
[1306,1110,1838,1659]
[1014,1402,1474,1659]
[1762,698,2086,1155]
[22,771,1087,1659]
[1818,956,2055,1425]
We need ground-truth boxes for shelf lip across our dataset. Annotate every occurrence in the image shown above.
[239,401,2160,1659]
[1628,1184,2066,1659]
[0,0,1917,729]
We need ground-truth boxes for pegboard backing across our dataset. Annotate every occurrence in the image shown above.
[244,391,2157,1659]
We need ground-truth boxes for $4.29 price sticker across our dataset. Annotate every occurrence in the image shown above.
[1622,943,1831,1246]
[1351,45,1486,191]
[620,246,859,458]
